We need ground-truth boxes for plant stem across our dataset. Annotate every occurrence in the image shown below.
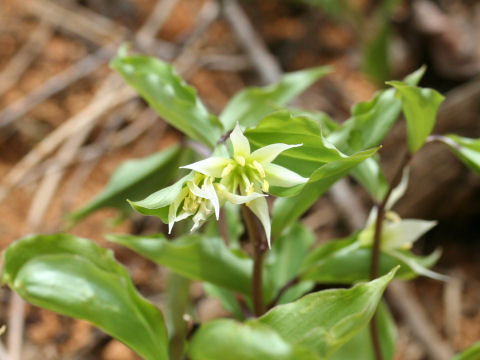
[241,205,267,317]
[369,151,411,360]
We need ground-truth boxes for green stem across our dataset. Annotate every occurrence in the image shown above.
[241,205,266,317]
[370,151,411,360]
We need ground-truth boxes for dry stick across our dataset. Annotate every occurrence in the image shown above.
[0,45,115,129]
[0,84,135,202]
[221,1,456,359]
[0,22,52,97]
[387,281,454,360]
[222,0,281,85]
[19,0,125,44]
[58,101,141,215]
[19,0,177,58]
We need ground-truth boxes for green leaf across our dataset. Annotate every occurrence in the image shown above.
[300,235,441,283]
[189,319,320,360]
[69,145,181,223]
[111,54,222,148]
[329,302,396,360]
[1,234,168,360]
[351,156,389,201]
[128,172,194,223]
[220,67,331,130]
[438,135,480,174]
[387,81,444,153]
[453,341,480,360]
[271,147,378,238]
[266,223,315,301]
[363,21,391,84]
[325,67,425,200]
[245,111,348,180]
[107,233,252,295]
[287,108,340,136]
[254,268,397,358]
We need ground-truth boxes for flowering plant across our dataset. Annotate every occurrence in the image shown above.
[2,51,480,360]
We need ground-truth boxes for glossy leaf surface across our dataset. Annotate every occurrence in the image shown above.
[387,81,444,153]
[271,147,378,238]
[255,269,397,358]
[439,135,480,174]
[301,235,440,283]
[70,145,181,223]
[220,67,330,130]
[189,319,320,360]
[107,234,252,295]
[112,54,222,148]
[2,234,168,360]
[329,302,396,360]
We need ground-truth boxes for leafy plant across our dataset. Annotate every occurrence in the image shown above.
[2,48,479,360]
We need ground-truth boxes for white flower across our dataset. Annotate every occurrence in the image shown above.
[167,173,266,234]
[182,124,309,247]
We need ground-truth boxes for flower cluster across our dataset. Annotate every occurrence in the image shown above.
[169,124,309,246]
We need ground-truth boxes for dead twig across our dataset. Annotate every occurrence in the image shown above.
[18,0,125,45]
[387,281,455,360]
[221,0,281,85]
[0,45,115,130]
[444,271,463,343]
[0,22,53,97]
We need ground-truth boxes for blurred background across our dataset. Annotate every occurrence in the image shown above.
[0,0,479,359]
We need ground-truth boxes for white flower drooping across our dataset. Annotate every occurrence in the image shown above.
[181,124,309,246]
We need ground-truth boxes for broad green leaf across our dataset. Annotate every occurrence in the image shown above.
[1,234,168,360]
[351,156,388,201]
[363,21,391,84]
[330,302,396,360]
[245,111,348,180]
[69,145,181,223]
[452,341,480,360]
[438,135,480,174]
[111,54,222,148]
[255,268,397,358]
[266,223,315,301]
[189,319,320,360]
[300,235,441,283]
[287,108,340,136]
[107,234,253,295]
[271,147,378,238]
[220,67,331,130]
[387,81,444,153]
[129,172,194,223]
[325,67,424,200]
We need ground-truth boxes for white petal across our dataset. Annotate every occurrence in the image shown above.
[230,123,250,158]
[215,184,266,205]
[386,168,410,210]
[188,180,220,220]
[264,163,309,188]
[181,157,230,178]
[247,197,271,248]
[382,219,437,251]
[203,179,220,220]
[388,249,448,281]
[251,143,302,164]
[167,188,188,234]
